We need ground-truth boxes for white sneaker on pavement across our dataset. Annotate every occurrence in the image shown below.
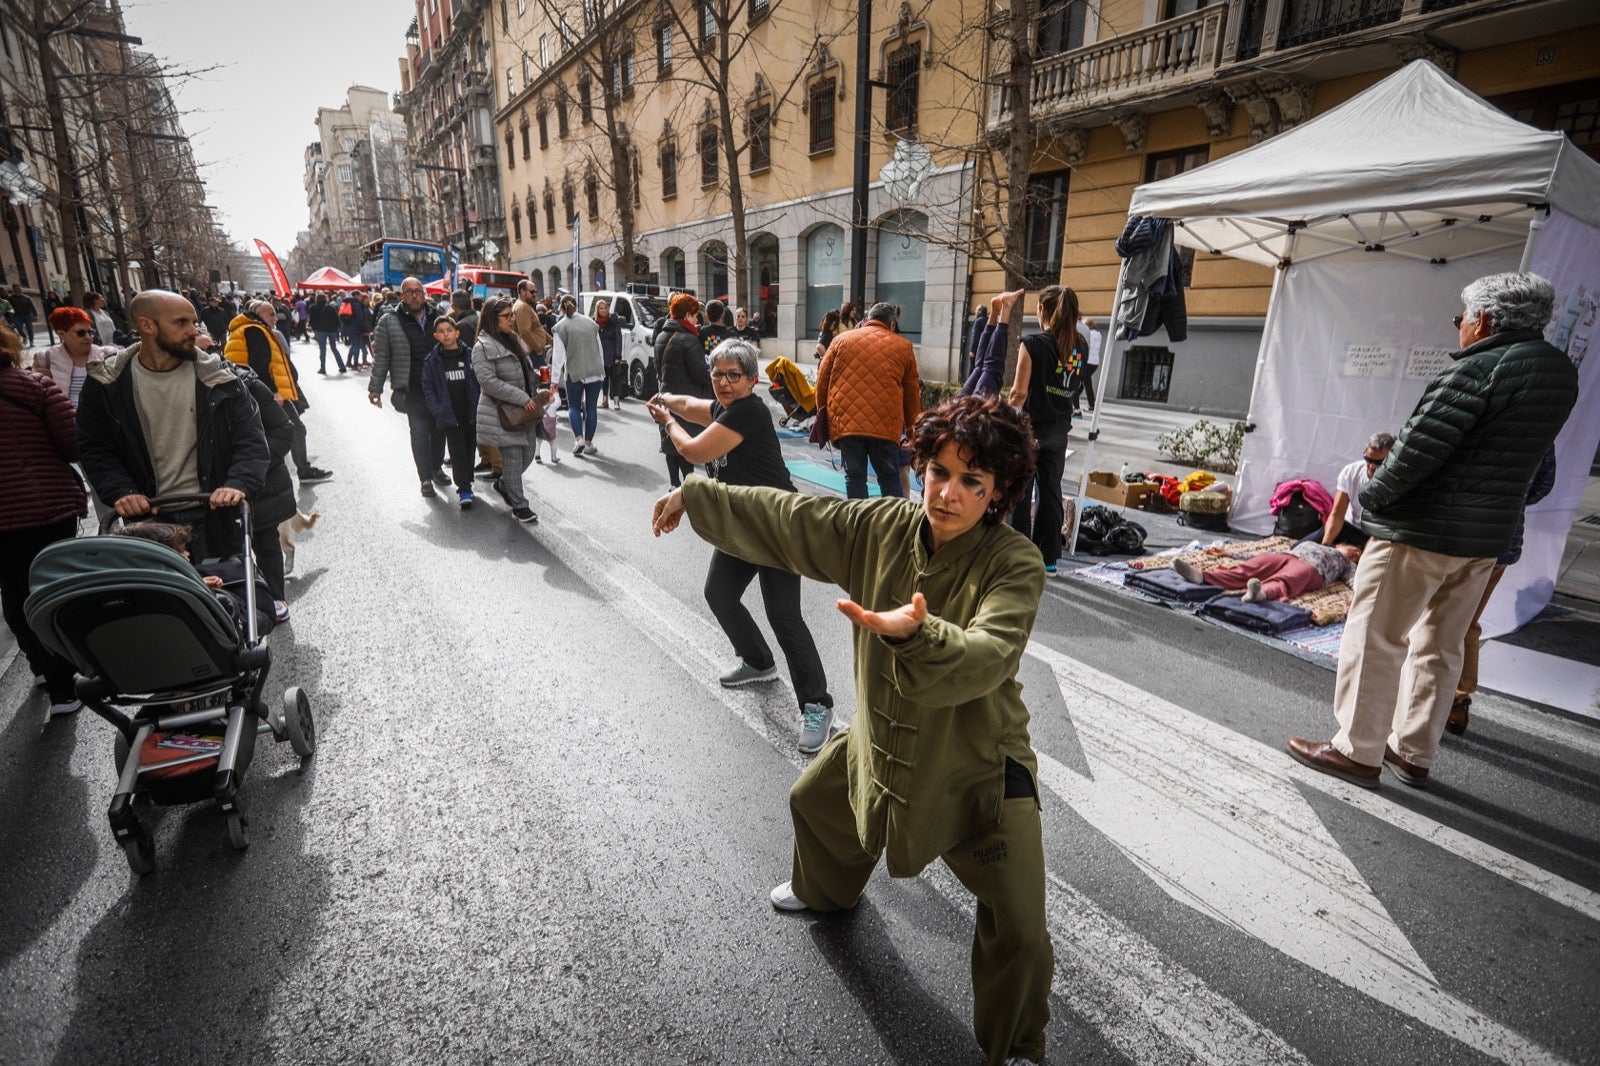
[770,881,809,911]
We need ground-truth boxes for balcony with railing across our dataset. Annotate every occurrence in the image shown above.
[994,5,1229,127]
[1229,0,1583,65]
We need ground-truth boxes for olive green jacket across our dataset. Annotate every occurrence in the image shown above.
[681,476,1045,876]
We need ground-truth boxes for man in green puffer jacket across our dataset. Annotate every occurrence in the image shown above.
[1289,272,1578,791]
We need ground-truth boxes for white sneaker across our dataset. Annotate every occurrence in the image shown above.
[770,881,809,912]
[48,699,83,717]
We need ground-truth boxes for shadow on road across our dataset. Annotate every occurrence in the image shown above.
[0,680,95,970]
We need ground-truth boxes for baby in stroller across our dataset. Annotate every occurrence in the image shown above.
[110,520,275,634]
[24,495,316,875]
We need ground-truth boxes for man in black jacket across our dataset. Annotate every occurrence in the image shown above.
[1289,272,1579,791]
[369,277,447,495]
[77,289,269,561]
[310,294,345,374]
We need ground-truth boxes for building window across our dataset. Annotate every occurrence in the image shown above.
[748,104,770,173]
[808,77,835,152]
[556,91,570,138]
[578,76,592,125]
[538,107,549,149]
[544,189,556,232]
[517,0,525,11]
[749,0,770,22]
[1120,346,1174,402]
[661,137,678,199]
[886,42,920,133]
[583,0,598,29]
[501,0,508,31]
[656,21,672,76]
[337,165,352,183]
[562,183,574,225]
[522,53,531,85]
[631,149,642,208]
[1038,0,1087,56]
[585,172,599,220]
[1145,146,1207,284]
[610,48,634,97]
[540,35,549,69]
[700,122,718,187]
[506,67,514,99]
[698,0,717,49]
[520,119,531,158]
[1022,170,1069,288]
[506,126,516,167]
[512,206,523,241]
[560,15,572,45]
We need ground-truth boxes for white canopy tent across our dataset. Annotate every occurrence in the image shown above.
[1116,60,1600,639]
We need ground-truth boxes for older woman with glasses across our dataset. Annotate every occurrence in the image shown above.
[647,338,835,753]
[34,306,121,408]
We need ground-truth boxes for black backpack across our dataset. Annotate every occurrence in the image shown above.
[1272,490,1321,539]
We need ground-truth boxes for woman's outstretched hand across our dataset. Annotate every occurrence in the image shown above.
[837,592,927,641]
[651,487,686,536]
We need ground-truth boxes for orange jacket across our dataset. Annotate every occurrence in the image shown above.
[814,321,920,443]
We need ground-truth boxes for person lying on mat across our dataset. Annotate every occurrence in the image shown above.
[1172,541,1361,603]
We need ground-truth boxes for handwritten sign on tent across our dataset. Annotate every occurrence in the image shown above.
[1343,344,1396,377]
[1404,346,1454,380]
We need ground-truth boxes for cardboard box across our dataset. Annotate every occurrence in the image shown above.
[1084,471,1157,508]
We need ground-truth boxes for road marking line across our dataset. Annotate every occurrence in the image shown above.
[524,503,1309,1066]
[1030,639,1583,1066]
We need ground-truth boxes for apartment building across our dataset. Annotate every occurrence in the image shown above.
[489,0,991,381]
[394,0,506,262]
[990,0,1600,415]
[303,87,414,269]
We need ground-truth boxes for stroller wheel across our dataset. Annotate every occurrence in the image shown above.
[225,810,249,851]
[283,687,316,759]
[122,833,155,876]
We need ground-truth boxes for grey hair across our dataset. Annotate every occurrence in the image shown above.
[733,306,747,318]
[866,301,899,324]
[708,337,759,380]
[249,299,273,316]
[1367,431,1395,452]
[1460,272,1556,332]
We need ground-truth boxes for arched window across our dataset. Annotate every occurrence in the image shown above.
[505,125,516,169]
[548,266,562,295]
[804,223,844,338]
[511,204,523,241]
[662,248,686,290]
[699,240,728,301]
[748,233,779,338]
[875,210,928,341]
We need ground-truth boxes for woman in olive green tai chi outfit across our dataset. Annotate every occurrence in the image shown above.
[651,394,1053,1066]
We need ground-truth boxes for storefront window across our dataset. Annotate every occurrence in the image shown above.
[875,211,927,341]
[804,224,844,337]
[749,233,779,338]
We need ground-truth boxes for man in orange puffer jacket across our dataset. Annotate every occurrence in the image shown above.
[814,302,921,498]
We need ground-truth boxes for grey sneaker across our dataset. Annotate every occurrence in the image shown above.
[719,660,779,688]
[770,880,808,912]
[431,469,451,487]
[798,702,834,754]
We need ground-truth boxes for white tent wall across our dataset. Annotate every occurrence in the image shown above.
[1480,209,1600,639]
[1232,254,1517,533]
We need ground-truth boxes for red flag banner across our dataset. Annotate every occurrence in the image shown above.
[253,239,291,297]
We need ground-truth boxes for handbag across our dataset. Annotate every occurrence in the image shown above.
[809,404,829,446]
[495,348,543,430]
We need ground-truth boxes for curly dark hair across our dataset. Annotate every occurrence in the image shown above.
[911,395,1036,524]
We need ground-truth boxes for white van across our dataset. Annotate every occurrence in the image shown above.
[581,287,674,398]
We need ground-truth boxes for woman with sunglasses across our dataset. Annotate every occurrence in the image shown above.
[647,338,835,753]
[33,306,120,408]
[1319,430,1394,548]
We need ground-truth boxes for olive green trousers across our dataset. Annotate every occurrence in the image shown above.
[788,737,1053,1065]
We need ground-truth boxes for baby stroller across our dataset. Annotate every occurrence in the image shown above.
[764,356,817,428]
[24,494,317,875]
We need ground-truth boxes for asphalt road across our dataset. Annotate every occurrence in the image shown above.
[2,365,1596,1066]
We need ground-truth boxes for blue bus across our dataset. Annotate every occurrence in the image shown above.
[358,238,447,289]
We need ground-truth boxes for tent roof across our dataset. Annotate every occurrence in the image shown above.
[1126,61,1600,267]
[300,266,362,290]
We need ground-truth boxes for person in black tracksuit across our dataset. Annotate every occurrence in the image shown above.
[310,295,344,373]
[420,318,481,506]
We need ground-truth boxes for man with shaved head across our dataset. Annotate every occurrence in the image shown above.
[77,289,268,560]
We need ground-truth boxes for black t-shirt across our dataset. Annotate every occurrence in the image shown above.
[701,323,736,357]
[438,347,473,422]
[1021,330,1082,425]
[706,394,794,490]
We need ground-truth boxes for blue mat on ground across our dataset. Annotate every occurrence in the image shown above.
[1199,596,1314,634]
[785,459,881,497]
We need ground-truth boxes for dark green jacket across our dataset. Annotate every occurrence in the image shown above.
[682,477,1044,877]
[1360,328,1578,559]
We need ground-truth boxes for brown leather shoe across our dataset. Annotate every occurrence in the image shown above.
[1383,745,1430,789]
[1286,737,1381,789]
[1445,696,1470,737]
